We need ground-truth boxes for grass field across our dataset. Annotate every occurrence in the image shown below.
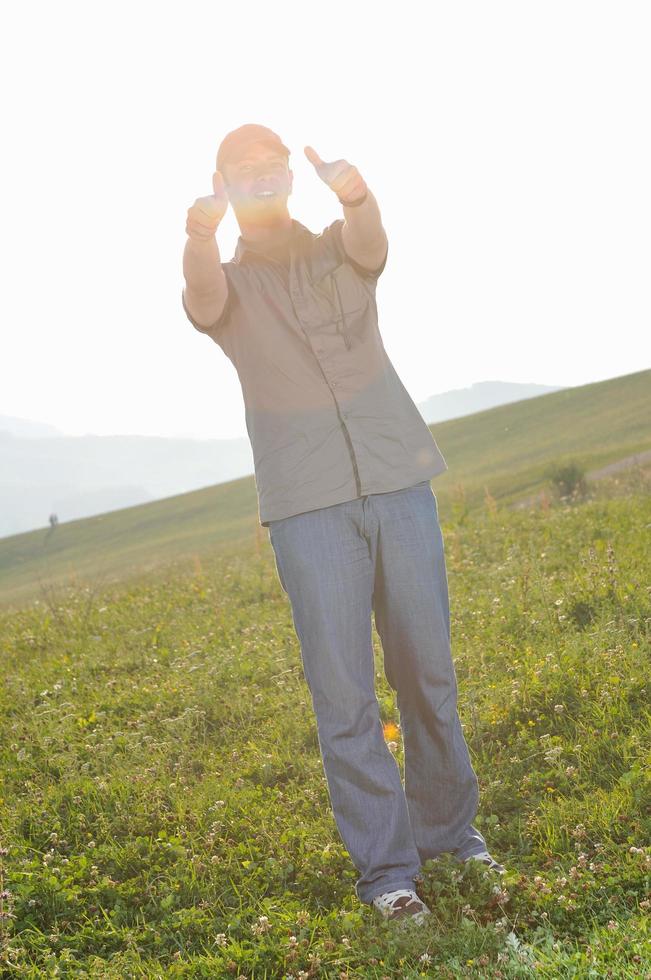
[1,367,649,611]
[1,456,649,976]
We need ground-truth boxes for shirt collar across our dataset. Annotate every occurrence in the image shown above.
[234,218,311,264]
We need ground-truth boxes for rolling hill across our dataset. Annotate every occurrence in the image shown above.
[0,367,648,611]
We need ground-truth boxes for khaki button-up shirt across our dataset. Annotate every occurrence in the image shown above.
[182,217,448,526]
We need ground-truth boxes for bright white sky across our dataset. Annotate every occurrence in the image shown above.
[2,1,649,439]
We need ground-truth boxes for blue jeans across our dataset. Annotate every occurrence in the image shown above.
[268,480,487,904]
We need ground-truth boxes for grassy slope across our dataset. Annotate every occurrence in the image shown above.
[1,367,649,611]
[0,470,649,976]
[430,366,651,502]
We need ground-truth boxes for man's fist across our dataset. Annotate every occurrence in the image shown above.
[186,171,229,242]
[304,146,367,204]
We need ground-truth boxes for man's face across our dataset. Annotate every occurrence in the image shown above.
[222,142,293,216]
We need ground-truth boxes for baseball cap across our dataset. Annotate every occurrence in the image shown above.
[217,124,290,173]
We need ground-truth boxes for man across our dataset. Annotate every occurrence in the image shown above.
[182,123,504,926]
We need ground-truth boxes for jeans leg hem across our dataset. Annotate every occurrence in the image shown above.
[454,847,488,863]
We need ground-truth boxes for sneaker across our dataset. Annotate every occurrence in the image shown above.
[371,888,432,925]
[464,851,506,874]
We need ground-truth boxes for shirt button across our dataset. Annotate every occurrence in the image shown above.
[331,381,338,388]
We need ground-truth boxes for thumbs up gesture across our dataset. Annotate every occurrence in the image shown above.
[185,170,229,242]
[304,146,368,205]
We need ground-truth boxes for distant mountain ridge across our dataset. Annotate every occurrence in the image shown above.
[0,415,66,439]
[416,380,564,424]
[0,379,564,539]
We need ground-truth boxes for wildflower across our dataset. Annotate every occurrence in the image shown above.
[251,914,272,935]
[287,935,298,947]
[383,721,400,742]
[214,933,228,946]
[489,884,510,909]
[554,704,565,714]
[295,910,310,925]
[629,846,644,854]
[419,953,432,964]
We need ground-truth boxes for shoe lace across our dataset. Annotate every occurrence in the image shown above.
[374,888,419,910]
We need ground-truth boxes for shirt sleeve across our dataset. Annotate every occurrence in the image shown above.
[181,281,232,338]
[325,218,388,282]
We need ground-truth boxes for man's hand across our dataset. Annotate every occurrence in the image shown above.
[185,171,229,242]
[304,146,368,204]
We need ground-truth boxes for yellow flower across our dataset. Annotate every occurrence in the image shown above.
[383,721,400,742]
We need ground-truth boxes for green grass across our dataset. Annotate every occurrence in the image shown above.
[1,367,650,610]
[431,366,651,506]
[0,464,649,977]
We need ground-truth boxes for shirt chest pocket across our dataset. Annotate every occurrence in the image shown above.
[312,262,368,326]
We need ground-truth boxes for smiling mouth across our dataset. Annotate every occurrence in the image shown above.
[254,190,277,200]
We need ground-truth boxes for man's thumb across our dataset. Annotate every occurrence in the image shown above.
[304,146,323,169]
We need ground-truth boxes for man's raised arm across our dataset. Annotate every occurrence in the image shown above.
[304,145,388,272]
[182,171,229,329]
